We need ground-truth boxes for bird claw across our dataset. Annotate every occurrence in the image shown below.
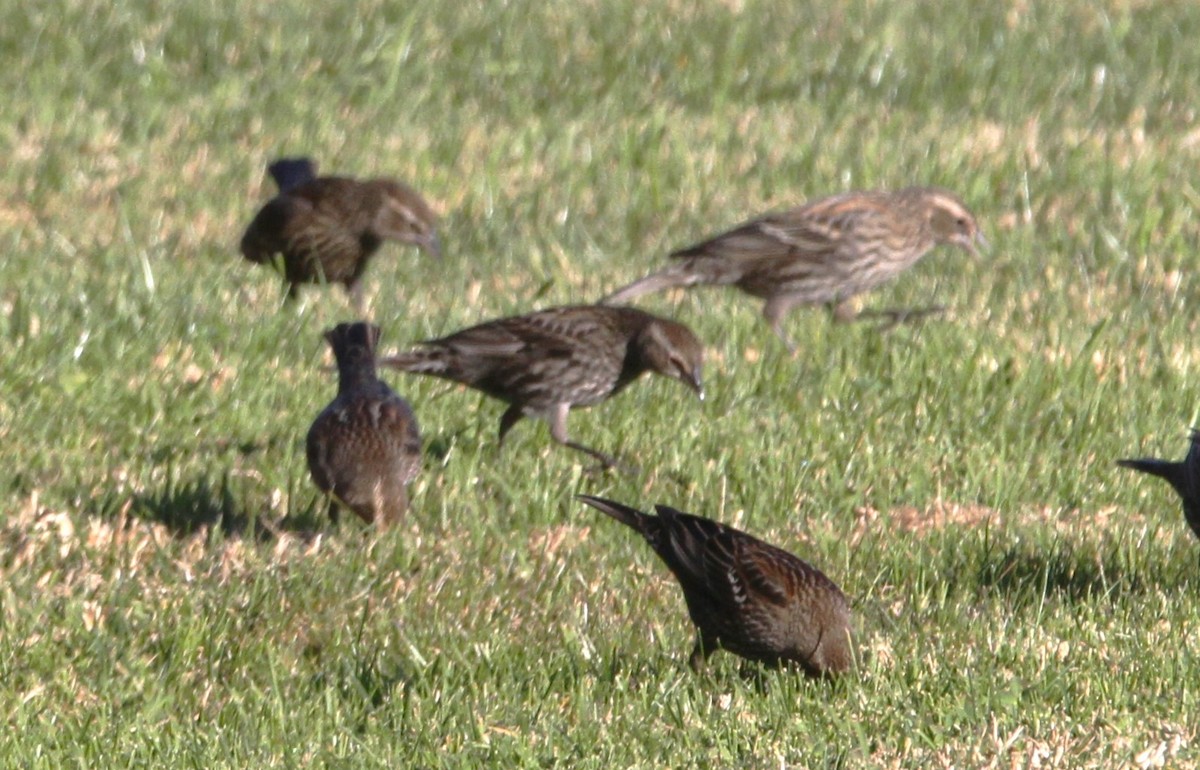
[854,304,946,331]
[582,455,640,477]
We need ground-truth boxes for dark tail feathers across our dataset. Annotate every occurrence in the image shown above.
[1117,457,1177,480]
[268,157,318,193]
[378,349,450,376]
[577,494,653,534]
[601,266,698,305]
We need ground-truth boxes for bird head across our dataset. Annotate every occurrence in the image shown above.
[636,317,706,400]
[923,189,986,257]
[373,181,442,258]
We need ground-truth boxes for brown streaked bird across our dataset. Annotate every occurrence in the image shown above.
[1118,429,1200,541]
[602,186,984,350]
[240,157,440,312]
[307,322,422,526]
[577,495,853,677]
[380,305,704,468]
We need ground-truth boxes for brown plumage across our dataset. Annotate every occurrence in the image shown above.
[380,305,704,468]
[578,495,853,677]
[1118,429,1200,541]
[603,186,984,349]
[240,157,440,312]
[307,322,422,526]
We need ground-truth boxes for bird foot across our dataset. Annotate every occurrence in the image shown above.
[853,304,946,331]
[563,441,639,475]
[580,454,640,477]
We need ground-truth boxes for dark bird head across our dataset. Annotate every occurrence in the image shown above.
[633,317,705,400]
[915,188,986,257]
[323,322,382,386]
[372,180,442,258]
[268,157,319,193]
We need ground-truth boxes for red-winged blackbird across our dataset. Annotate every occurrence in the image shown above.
[603,186,984,349]
[578,495,853,676]
[380,305,704,468]
[240,157,440,312]
[307,322,422,526]
[1118,429,1200,541]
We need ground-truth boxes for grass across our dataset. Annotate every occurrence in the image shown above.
[2,0,1199,766]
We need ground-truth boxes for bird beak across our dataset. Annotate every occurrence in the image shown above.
[958,230,988,257]
[687,371,705,401]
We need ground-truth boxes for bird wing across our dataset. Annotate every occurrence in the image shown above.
[241,195,317,261]
[727,539,798,608]
[277,180,375,264]
[429,321,551,360]
[669,215,834,264]
[307,389,421,488]
[370,391,422,447]
[429,309,603,362]
[673,192,893,269]
[348,391,423,482]
[652,505,725,583]
[655,505,800,610]
[305,412,336,493]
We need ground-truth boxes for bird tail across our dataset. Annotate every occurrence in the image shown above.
[1116,457,1176,481]
[268,157,318,192]
[600,264,704,305]
[577,495,654,535]
[378,348,451,376]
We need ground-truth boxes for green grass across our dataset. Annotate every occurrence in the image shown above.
[2,0,1199,766]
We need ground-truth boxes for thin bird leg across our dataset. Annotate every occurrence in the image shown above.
[851,304,946,331]
[761,296,799,354]
[498,404,525,447]
[547,403,621,469]
[346,280,367,316]
[688,634,718,672]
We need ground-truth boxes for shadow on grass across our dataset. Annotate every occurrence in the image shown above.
[91,472,327,542]
[972,537,1195,603]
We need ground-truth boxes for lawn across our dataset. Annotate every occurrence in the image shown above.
[2,1,1199,767]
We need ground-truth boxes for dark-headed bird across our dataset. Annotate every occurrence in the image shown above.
[578,495,853,677]
[602,186,984,350]
[1118,429,1200,541]
[241,157,440,312]
[307,322,422,525]
[380,305,704,468]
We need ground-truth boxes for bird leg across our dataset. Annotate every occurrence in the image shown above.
[762,297,800,354]
[346,281,367,316]
[852,304,946,331]
[497,405,526,447]
[546,403,625,471]
[688,634,718,672]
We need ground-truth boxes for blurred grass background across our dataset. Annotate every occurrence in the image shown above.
[1,0,1198,766]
